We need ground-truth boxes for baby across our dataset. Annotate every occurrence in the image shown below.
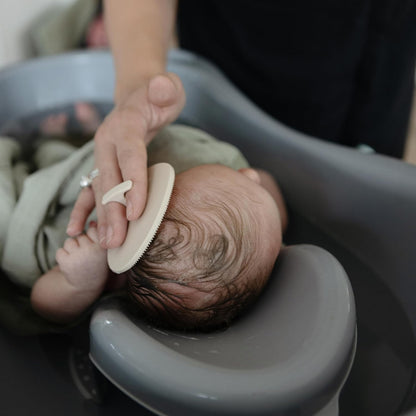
[31,163,286,330]
[1,104,286,332]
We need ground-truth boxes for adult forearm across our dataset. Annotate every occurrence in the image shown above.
[104,0,178,103]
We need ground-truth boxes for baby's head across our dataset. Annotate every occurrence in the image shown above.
[125,164,282,330]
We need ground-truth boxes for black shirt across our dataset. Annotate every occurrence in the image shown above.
[178,0,416,157]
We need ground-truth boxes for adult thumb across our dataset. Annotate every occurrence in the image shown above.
[148,73,186,110]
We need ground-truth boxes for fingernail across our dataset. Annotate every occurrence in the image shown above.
[106,226,113,245]
[126,200,133,220]
[99,225,107,245]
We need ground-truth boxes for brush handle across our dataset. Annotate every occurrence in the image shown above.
[101,180,133,207]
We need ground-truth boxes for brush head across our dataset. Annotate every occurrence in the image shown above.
[102,163,175,274]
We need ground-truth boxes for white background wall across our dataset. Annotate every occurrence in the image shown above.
[0,0,76,68]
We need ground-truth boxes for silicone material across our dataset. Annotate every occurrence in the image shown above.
[102,163,175,273]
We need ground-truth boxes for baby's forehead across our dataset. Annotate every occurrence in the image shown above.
[173,165,273,219]
[178,165,249,197]
[178,165,242,187]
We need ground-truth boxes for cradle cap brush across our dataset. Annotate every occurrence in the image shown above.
[102,163,175,273]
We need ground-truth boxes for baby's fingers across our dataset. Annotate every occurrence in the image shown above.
[67,187,95,236]
[62,237,80,253]
[86,221,100,244]
[55,247,68,264]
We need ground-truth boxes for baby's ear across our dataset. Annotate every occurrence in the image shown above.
[238,168,261,184]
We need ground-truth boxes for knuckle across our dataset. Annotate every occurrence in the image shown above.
[55,248,64,262]
[87,226,98,240]
[63,237,76,250]
[76,234,87,243]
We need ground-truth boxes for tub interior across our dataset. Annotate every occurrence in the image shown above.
[0,50,415,415]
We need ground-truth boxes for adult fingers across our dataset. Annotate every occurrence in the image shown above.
[148,72,186,110]
[67,187,95,236]
[116,137,148,221]
[112,73,184,223]
[146,73,186,136]
[93,131,128,248]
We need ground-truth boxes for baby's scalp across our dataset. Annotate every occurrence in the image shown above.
[126,165,281,330]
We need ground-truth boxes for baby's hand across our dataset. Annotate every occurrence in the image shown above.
[56,222,108,293]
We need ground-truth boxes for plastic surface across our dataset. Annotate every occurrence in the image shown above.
[0,49,415,415]
[90,245,356,416]
[1,49,414,318]
[167,49,416,334]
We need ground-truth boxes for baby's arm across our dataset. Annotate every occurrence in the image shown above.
[31,223,109,323]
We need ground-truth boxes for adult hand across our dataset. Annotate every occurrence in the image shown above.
[66,72,185,248]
